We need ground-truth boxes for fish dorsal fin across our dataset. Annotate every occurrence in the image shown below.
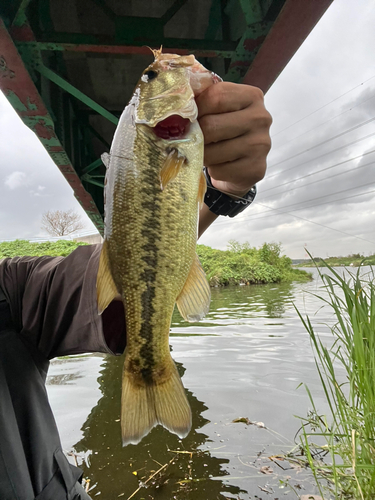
[197,169,207,209]
[176,253,211,322]
[160,149,185,190]
[97,240,119,314]
[101,152,110,168]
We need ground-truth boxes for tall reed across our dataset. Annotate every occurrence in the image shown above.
[296,263,375,499]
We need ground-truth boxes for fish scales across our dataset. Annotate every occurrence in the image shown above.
[97,50,217,446]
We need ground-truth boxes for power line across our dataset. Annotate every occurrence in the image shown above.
[268,117,375,169]
[261,150,375,196]
[261,159,375,200]
[260,180,375,213]
[209,191,375,246]
[213,200,375,245]
[270,93,375,153]
[266,131,375,180]
[217,186,375,224]
[271,74,375,138]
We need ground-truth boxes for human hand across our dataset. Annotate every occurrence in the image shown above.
[196,82,272,198]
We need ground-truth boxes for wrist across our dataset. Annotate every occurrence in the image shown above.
[203,168,257,218]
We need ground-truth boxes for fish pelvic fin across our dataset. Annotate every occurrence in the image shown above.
[176,253,211,322]
[101,152,110,168]
[159,149,185,190]
[121,356,192,446]
[97,240,119,314]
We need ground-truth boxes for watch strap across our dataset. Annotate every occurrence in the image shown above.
[203,168,257,218]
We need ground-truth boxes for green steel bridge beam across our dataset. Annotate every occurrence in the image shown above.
[0,17,105,233]
[35,64,119,126]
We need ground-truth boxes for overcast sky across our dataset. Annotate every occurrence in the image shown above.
[1,0,375,259]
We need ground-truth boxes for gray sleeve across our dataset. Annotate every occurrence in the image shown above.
[0,244,118,358]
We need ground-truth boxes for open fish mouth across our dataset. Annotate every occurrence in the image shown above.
[153,115,191,140]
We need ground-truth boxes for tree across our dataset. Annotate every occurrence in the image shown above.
[41,209,85,236]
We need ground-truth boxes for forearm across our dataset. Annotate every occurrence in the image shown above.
[198,204,219,238]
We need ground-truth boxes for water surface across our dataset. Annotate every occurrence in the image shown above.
[47,267,356,499]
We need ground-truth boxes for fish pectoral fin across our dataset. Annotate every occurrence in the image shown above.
[159,149,186,190]
[197,169,207,209]
[101,152,110,168]
[121,356,192,446]
[176,253,211,322]
[96,240,119,314]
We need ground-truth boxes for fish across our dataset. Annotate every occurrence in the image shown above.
[97,50,219,446]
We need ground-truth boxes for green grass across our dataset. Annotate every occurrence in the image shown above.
[295,261,375,499]
[0,239,88,258]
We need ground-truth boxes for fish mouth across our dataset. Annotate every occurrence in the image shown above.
[153,115,191,140]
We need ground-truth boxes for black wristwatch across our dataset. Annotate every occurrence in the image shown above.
[203,168,257,218]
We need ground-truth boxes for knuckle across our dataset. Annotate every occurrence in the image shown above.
[199,114,218,141]
[210,84,226,109]
[249,85,265,101]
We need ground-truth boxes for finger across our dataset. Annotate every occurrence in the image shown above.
[200,105,272,145]
[199,107,252,144]
[204,132,271,166]
[196,82,264,118]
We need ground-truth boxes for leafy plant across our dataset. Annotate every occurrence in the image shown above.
[197,241,311,286]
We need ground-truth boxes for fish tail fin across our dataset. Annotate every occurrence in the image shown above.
[121,356,192,446]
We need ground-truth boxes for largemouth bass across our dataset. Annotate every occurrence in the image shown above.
[97,50,218,446]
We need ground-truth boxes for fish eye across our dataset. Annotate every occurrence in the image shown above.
[145,70,158,81]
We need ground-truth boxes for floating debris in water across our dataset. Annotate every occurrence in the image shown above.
[232,417,266,428]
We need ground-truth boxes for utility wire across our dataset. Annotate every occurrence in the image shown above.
[271,74,375,138]
[268,117,375,169]
[259,180,375,214]
[214,185,375,226]
[266,131,375,180]
[261,149,375,196]
[270,93,375,153]
[209,191,375,246]
[212,200,375,245]
[260,159,374,200]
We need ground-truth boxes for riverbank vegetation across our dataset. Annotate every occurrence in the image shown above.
[197,241,311,286]
[0,239,311,285]
[0,239,88,258]
[299,253,375,268]
[295,264,375,499]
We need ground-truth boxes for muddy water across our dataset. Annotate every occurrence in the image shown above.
[47,268,350,499]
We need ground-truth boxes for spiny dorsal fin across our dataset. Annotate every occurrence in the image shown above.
[160,149,186,190]
[176,253,211,322]
[97,240,119,314]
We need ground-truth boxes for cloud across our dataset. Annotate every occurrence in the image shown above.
[1,0,375,258]
[4,171,26,190]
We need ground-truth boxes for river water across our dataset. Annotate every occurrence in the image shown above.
[47,267,358,500]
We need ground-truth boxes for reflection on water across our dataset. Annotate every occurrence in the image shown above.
[73,356,246,499]
[48,269,352,499]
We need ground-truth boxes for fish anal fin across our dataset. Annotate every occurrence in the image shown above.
[197,169,207,209]
[176,253,211,322]
[96,240,118,314]
[160,149,185,190]
[121,356,192,446]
